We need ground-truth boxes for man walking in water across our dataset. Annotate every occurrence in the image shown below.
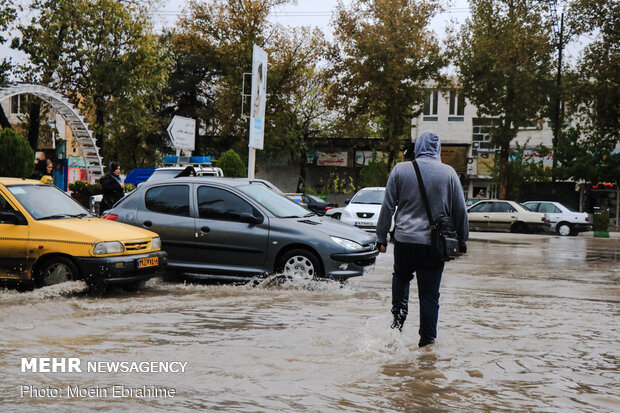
[376,130,469,347]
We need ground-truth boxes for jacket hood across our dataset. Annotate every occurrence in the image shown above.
[414,130,441,160]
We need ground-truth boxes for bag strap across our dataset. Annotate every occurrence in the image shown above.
[412,160,434,227]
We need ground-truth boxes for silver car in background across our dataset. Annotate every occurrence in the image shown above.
[104,177,379,282]
[522,201,592,236]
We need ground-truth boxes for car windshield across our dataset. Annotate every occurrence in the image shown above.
[305,194,324,203]
[238,184,311,218]
[8,184,91,220]
[148,169,182,181]
[351,189,385,205]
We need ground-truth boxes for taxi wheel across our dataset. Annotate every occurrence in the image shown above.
[35,257,79,287]
[277,249,323,280]
[556,222,573,236]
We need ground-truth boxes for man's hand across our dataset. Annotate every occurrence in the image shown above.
[459,243,467,256]
[378,242,387,253]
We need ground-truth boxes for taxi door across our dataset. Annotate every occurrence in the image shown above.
[0,189,29,280]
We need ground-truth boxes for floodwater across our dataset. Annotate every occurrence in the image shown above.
[1,233,618,412]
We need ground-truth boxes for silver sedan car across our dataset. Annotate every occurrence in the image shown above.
[103,177,379,282]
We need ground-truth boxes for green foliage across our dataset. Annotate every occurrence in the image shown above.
[329,0,445,167]
[217,149,246,177]
[68,180,102,196]
[487,140,552,200]
[592,213,610,232]
[15,0,171,168]
[318,173,356,196]
[360,151,389,188]
[124,183,135,193]
[0,129,34,177]
[0,0,16,82]
[452,0,554,198]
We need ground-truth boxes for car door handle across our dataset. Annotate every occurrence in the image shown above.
[510,216,516,218]
[483,215,490,218]
[201,226,210,233]
[143,220,152,227]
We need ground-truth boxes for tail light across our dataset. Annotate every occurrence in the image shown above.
[102,214,118,221]
[325,206,333,210]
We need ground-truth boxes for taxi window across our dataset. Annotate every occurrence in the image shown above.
[493,202,516,213]
[0,193,14,213]
[469,202,492,213]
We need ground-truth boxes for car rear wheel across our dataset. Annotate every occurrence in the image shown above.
[556,222,573,236]
[35,257,79,287]
[511,222,527,233]
[277,249,322,280]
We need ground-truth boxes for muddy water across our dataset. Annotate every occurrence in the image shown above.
[1,234,618,412]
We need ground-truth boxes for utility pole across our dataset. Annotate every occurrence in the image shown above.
[548,1,564,181]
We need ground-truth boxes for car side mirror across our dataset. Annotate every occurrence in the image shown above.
[239,212,263,225]
[0,211,26,225]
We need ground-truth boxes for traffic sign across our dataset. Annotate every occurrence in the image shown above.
[167,116,196,151]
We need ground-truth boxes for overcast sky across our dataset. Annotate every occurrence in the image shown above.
[1,0,471,72]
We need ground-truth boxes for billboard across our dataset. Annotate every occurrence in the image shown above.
[249,45,268,150]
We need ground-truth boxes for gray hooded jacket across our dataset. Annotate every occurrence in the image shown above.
[376,131,469,246]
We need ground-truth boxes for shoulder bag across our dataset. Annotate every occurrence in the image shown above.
[412,160,460,262]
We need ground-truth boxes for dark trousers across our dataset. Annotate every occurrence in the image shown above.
[392,241,444,344]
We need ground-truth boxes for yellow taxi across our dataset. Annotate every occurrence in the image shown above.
[0,177,166,289]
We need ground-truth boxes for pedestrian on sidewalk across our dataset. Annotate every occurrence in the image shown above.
[100,162,124,212]
[376,130,469,347]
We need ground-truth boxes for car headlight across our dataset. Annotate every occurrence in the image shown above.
[152,237,161,249]
[330,236,363,251]
[93,241,124,255]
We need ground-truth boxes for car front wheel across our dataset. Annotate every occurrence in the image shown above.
[277,249,322,280]
[35,257,79,287]
[556,222,573,236]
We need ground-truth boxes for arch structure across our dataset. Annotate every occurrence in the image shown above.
[0,83,103,182]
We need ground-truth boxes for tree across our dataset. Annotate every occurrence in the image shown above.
[217,149,246,177]
[558,0,619,185]
[452,0,554,199]
[0,129,34,177]
[360,151,389,188]
[328,0,445,168]
[14,0,171,166]
[0,0,16,129]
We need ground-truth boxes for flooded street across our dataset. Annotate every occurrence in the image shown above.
[1,233,618,412]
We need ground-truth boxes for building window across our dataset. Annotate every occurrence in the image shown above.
[472,118,499,151]
[10,96,19,114]
[449,90,465,118]
[423,90,438,121]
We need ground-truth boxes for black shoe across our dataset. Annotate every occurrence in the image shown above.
[418,338,435,348]
[390,308,407,331]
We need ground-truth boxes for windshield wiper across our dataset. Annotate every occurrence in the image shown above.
[304,212,316,217]
[38,214,73,220]
[67,213,91,218]
[280,215,303,218]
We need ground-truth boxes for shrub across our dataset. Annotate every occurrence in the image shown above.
[593,213,610,232]
[68,180,102,196]
[0,128,34,177]
[360,151,388,188]
[217,149,246,177]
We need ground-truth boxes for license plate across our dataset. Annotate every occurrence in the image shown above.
[137,257,158,269]
[355,221,373,226]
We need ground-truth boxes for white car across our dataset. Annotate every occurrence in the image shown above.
[467,199,549,233]
[522,201,592,236]
[326,187,386,233]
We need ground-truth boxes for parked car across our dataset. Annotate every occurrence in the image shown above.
[326,187,385,233]
[467,199,549,233]
[146,164,224,182]
[522,201,592,236]
[104,177,379,282]
[299,194,337,216]
[0,178,166,290]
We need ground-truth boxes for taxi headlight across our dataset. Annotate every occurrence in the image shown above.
[330,236,363,251]
[152,237,161,249]
[93,241,124,255]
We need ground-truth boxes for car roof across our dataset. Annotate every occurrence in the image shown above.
[0,177,41,185]
[141,176,282,192]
